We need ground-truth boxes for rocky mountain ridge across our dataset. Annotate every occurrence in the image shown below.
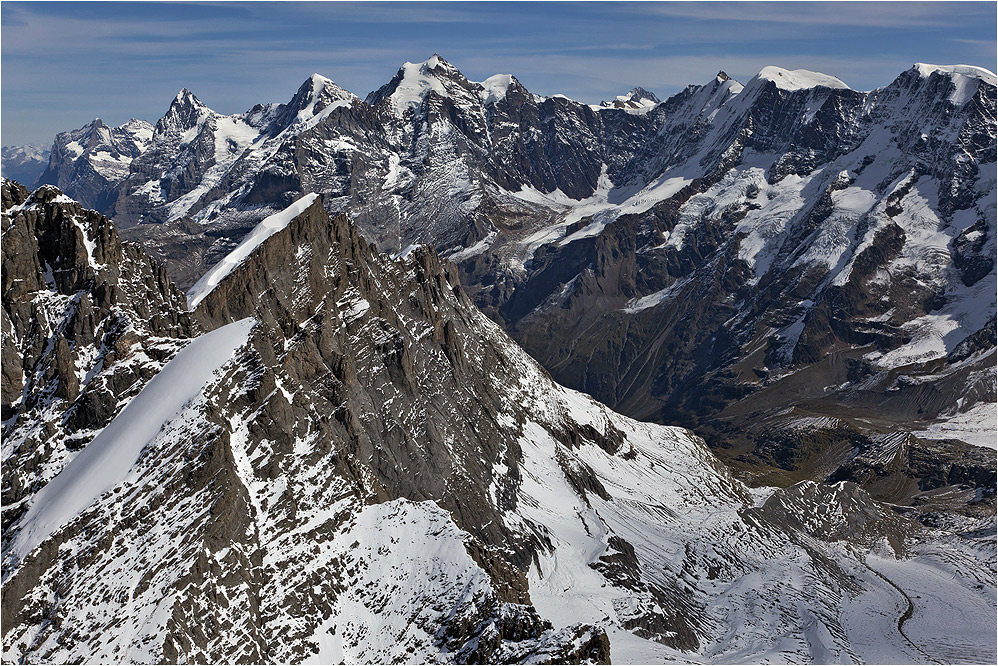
[1,179,194,537]
[3,183,994,663]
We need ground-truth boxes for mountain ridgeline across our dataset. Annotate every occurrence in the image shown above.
[0,145,50,190]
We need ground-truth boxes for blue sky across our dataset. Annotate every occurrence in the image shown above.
[2,1,995,146]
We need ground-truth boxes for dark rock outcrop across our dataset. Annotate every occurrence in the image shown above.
[1,179,195,535]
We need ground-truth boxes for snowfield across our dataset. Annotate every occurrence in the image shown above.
[7,318,256,565]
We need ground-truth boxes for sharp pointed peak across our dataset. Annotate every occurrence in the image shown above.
[170,88,208,109]
[710,71,742,94]
[293,73,330,97]
[294,72,355,101]
[268,72,358,133]
[157,88,212,134]
[626,86,660,102]
[308,72,334,87]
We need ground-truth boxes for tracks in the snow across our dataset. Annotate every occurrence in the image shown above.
[861,561,941,664]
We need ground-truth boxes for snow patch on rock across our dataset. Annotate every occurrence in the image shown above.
[8,318,256,564]
[480,74,513,105]
[389,58,450,113]
[187,193,320,309]
[912,402,998,450]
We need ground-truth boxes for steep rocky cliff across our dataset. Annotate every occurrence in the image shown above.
[497,64,997,496]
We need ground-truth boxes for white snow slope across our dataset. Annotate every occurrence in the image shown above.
[187,194,320,309]
[7,318,255,565]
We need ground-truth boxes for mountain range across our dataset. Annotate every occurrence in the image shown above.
[3,178,995,663]
[2,55,996,663]
[25,56,997,487]
[0,145,49,189]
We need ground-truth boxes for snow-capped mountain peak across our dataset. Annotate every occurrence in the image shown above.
[308,72,331,86]
[156,88,213,135]
[627,86,660,102]
[601,86,661,110]
[296,73,356,105]
[753,65,851,91]
[173,87,200,103]
[709,71,745,97]
[274,73,358,132]
[389,59,451,112]
[479,73,515,105]
[167,88,210,116]
[913,62,998,85]
[367,54,477,114]
[910,63,998,106]
[423,53,445,69]
[120,118,154,143]
[32,115,154,196]
[1,143,47,161]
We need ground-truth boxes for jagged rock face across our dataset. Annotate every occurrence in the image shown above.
[1,179,194,542]
[0,186,593,663]
[3,187,995,664]
[0,187,615,663]
[35,118,153,212]
[190,199,545,564]
[497,65,997,471]
[27,59,997,522]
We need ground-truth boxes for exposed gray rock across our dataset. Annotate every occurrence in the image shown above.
[1,186,615,663]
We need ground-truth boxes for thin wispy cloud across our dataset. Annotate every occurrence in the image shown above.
[632,1,992,29]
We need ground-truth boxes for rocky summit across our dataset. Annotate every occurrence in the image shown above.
[2,54,996,664]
